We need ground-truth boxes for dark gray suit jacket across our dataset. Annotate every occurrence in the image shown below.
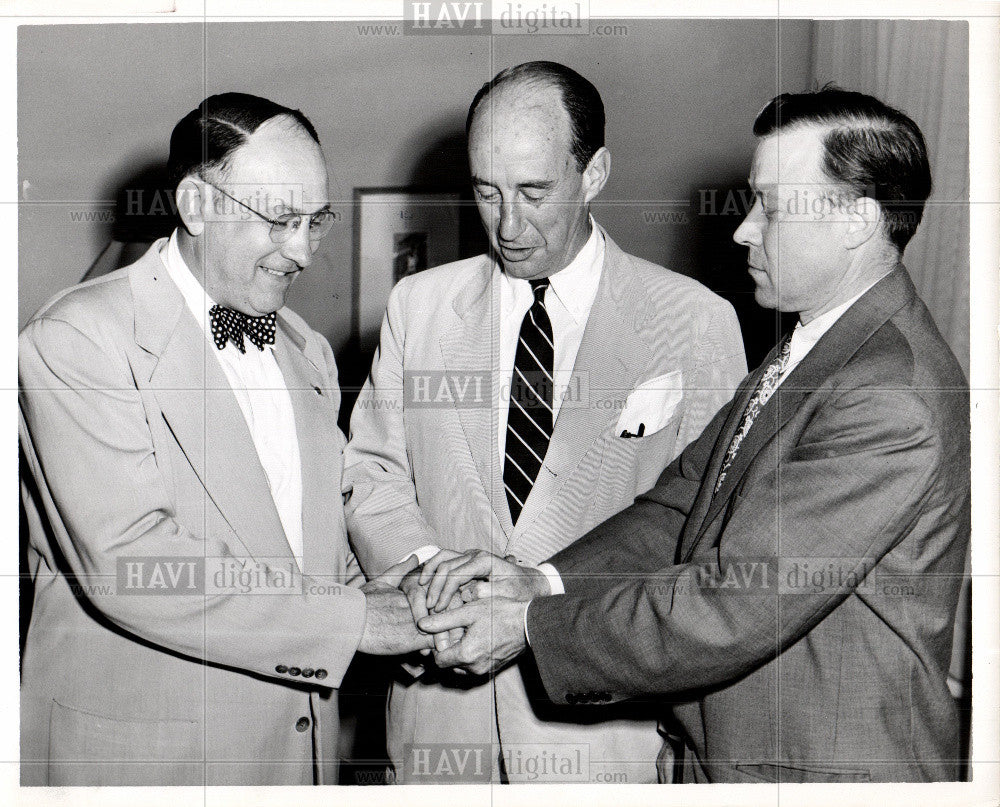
[527,267,970,783]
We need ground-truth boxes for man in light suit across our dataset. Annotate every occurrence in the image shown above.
[19,93,431,786]
[420,88,971,783]
[342,62,746,783]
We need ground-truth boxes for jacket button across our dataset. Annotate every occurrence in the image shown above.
[566,693,578,704]
[314,669,328,680]
[295,717,310,732]
[301,668,315,678]
[288,667,302,677]
[275,665,288,674]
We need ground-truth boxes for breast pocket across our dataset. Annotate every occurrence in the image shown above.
[584,417,679,525]
[614,370,683,438]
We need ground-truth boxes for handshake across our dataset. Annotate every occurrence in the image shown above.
[357,550,552,676]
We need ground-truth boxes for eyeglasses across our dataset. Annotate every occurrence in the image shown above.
[203,180,336,243]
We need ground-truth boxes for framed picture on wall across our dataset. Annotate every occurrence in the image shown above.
[353,187,462,351]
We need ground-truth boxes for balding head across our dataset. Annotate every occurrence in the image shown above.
[466,61,605,172]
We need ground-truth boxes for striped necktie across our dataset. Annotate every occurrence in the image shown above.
[504,278,554,524]
[714,334,792,494]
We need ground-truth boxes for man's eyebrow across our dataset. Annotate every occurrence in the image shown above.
[469,177,555,191]
[518,180,555,191]
[284,202,331,216]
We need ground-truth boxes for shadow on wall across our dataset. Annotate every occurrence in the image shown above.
[683,172,796,366]
[83,162,177,281]
[334,126,489,436]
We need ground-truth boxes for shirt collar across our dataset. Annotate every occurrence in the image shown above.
[160,229,274,353]
[161,229,215,335]
[500,216,605,325]
[788,273,890,361]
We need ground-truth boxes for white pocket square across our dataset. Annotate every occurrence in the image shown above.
[615,370,683,437]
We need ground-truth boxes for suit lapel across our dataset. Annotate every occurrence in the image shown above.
[680,268,915,562]
[508,233,652,546]
[130,246,292,563]
[272,318,343,578]
[438,257,514,541]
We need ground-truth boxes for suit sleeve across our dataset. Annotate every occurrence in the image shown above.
[342,278,442,576]
[676,293,747,452]
[527,384,944,702]
[19,316,367,688]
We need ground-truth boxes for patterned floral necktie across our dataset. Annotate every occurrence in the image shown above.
[714,334,793,494]
[209,304,277,354]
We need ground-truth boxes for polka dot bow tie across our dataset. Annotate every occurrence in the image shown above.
[209,304,277,353]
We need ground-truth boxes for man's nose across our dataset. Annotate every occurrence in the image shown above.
[733,207,762,247]
[498,201,526,242]
[280,219,316,268]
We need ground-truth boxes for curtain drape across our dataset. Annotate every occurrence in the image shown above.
[811,19,970,378]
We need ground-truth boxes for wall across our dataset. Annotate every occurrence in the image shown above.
[19,19,813,376]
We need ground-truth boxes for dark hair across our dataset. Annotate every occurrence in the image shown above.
[167,92,320,189]
[466,61,605,172]
[753,86,932,252]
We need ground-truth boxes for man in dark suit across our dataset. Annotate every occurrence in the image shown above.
[19,93,430,786]
[418,88,970,783]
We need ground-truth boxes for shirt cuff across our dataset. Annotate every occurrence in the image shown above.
[401,545,441,566]
[536,562,565,595]
[523,600,533,646]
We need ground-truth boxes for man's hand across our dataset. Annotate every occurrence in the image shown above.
[417,597,529,677]
[358,555,435,655]
[421,549,550,612]
[398,564,464,653]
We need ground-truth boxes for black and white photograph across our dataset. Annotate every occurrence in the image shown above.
[8,2,998,805]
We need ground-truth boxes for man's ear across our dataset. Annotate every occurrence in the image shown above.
[581,147,611,205]
[843,195,883,250]
[175,177,206,237]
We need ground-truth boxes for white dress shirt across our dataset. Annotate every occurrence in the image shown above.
[496,221,605,461]
[407,219,605,570]
[160,231,304,566]
[776,277,885,388]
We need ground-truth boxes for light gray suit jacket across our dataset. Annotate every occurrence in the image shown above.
[343,230,747,783]
[19,240,366,786]
[528,268,970,782]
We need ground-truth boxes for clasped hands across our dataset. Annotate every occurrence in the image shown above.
[359,549,550,676]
